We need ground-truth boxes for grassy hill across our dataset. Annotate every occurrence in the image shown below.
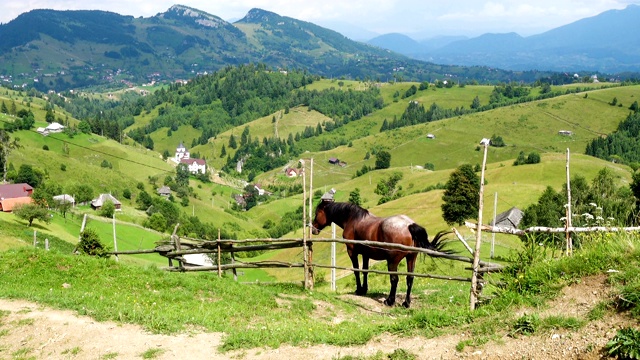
[1,81,638,284]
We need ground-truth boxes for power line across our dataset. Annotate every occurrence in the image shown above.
[0,119,173,174]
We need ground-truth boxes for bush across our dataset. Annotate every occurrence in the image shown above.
[42,144,49,151]
[77,228,110,258]
[606,327,640,359]
[99,201,115,218]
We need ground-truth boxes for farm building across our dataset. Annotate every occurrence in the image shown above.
[0,183,34,212]
[91,194,122,211]
[53,194,75,206]
[490,207,524,229]
[157,186,171,198]
[180,158,206,175]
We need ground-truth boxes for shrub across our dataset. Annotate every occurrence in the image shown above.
[99,201,115,218]
[606,327,640,359]
[77,228,110,258]
[42,144,49,150]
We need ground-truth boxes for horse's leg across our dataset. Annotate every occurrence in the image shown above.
[384,259,399,306]
[361,255,369,295]
[348,246,364,295]
[403,253,417,308]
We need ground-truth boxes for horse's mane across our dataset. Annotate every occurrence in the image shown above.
[326,201,369,222]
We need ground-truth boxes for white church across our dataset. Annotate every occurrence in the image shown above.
[173,142,206,174]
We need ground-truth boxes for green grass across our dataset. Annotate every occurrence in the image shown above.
[0,231,639,352]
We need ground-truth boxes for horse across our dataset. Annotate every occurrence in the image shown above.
[311,200,449,308]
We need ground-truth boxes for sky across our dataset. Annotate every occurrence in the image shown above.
[3,0,640,39]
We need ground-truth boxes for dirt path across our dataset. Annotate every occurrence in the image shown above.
[0,275,637,359]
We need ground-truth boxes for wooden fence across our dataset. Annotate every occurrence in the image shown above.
[111,230,505,290]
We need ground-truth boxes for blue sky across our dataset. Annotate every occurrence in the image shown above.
[3,0,639,38]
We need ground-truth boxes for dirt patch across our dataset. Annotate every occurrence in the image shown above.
[0,276,637,359]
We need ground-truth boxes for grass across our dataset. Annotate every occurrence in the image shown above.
[0,230,638,352]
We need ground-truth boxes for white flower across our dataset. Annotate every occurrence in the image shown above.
[589,203,598,207]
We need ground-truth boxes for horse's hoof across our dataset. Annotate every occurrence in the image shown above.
[384,299,395,306]
[402,301,410,308]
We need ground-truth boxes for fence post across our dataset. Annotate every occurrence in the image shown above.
[301,159,309,289]
[490,192,497,259]
[307,158,314,290]
[112,213,119,262]
[217,229,222,278]
[171,223,181,269]
[33,230,37,247]
[45,238,49,251]
[331,223,336,291]
[566,148,573,256]
[470,139,489,311]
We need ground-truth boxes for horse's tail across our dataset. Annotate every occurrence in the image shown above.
[408,224,450,253]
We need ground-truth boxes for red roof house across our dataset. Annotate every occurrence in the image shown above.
[0,183,34,212]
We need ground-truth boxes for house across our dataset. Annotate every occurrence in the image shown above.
[0,183,34,199]
[91,193,122,211]
[490,207,524,229]
[284,167,300,177]
[36,127,49,136]
[328,157,339,165]
[157,186,171,198]
[558,130,574,136]
[180,158,206,175]
[0,197,32,212]
[53,194,75,206]
[174,141,190,162]
[321,188,337,201]
[233,194,246,207]
[427,133,436,139]
[0,183,34,212]
[46,122,65,133]
[253,184,272,196]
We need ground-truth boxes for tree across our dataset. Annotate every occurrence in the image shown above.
[99,201,115,218]
[375,150,391,169]
[69,184,94,204]
[0,130,20,183]
[176,163,190,188]
[145,212,167,232]
[374,172,403,205]
[0,101,7,114]
[220,144,226,158]
[441,164,480,225]
[45,109,55,123]
[15,164,44,188]
[470,96,481,110]
[348,188,362,206]
[229,134,237,149]
[13,203,51,226]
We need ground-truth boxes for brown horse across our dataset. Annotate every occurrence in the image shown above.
[311,200,448,308]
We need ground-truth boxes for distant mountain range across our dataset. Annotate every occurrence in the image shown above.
[367,5,640,74]
[0,5,635,91]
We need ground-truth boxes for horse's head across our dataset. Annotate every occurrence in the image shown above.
[311,199,332,235]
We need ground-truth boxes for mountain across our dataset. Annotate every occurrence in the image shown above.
[368,33,424,55]
[0,6,555,91]
[374,5,640,73]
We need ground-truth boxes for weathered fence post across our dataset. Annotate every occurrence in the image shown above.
[566,148,573,256]
[301,159,310,289]
[33,230,37,247]
[112,213,119,262]
[470,138,489,311]
[217,228,222,278]
[490,192,497,259]
[171,223,181,268]
[331,223,336,291]
[307,158,314,290]
[45,238,49,251]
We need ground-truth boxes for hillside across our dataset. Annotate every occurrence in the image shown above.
[0,6,564,91]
